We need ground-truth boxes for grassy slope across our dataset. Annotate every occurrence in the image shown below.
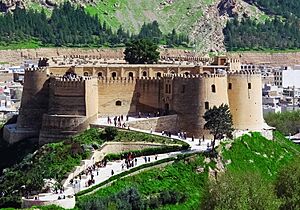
[82,0,213,34]
[2,129,298,209]
[75,132,300,210]
[221,132,300,181]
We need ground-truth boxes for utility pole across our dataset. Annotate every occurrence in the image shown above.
[293,85,295,111]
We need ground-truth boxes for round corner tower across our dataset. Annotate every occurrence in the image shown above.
[17,67,50,130]
[169,73,229,137]
[227,70,264,130]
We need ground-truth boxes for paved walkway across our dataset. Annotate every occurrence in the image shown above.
[24,116,215,208]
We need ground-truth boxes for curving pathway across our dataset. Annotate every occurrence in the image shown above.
[23,116,215,209]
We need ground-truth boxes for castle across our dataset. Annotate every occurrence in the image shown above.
[3,56,270,145]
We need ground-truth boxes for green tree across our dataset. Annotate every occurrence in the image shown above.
[264,110,300,135]
[275,159,300,210]
[124,39,160,64]
[104,127,118,141]
[203,104,233,151]
[201,171,281,210]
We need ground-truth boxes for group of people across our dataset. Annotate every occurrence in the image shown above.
[177,131,187,139]
[69,158,108,189]
[121,152,137,170]
[138,111,161,118]
[162,130,172,138]
[107,115,129,128]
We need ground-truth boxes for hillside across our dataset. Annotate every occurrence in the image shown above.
[68,132,300,209]
[0,0,266,52]
[2,0,300,52]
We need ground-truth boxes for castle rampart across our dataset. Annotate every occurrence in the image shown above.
[4,56,268,144]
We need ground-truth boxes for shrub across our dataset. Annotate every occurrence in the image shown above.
[104,127,118,141]
[77,187,143,210]
[201,171,281,210]
[275,158,300,210]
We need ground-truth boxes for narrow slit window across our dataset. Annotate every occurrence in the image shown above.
[248,83,252,89]
[205,102,209,110]
[211,84,216,93]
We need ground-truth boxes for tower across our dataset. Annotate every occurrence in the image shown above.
[227,70,265,130]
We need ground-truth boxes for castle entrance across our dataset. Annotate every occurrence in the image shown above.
[164,103,170,115]
[128,72,133,79]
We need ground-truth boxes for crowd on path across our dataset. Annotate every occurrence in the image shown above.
[26,113,216,206]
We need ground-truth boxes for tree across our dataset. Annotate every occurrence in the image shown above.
[275,159,300,210]
[201,171,281,210]
[104,127,118,141]
[203,104,233,151]
[124,39,160,64]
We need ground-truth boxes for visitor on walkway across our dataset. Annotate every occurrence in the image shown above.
[144,156,147,163]
[111,170,114,176]
[121,163,125,170]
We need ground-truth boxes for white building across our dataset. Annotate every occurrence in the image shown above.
[274,66,300,88]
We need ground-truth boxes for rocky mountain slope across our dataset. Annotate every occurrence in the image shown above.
[0,0,266,52]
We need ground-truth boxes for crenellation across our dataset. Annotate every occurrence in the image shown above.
[4,55,267,145]
[25,67,47,72]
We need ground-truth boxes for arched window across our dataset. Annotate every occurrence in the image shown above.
[98,72,103,77]
[156,72,162,78]
[83,72,89,76]
[111,72,117,79]
[184,72,190,76]
[115,100,122,106]
[228,83,232,90]
[248,83,252,89]
[211,84,216,93]
[142,71,147,77]
[205,101,209,110]
[128,72,134,79]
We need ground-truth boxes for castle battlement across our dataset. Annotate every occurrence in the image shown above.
[51,80,85,88]
[54,76,93,82]
[50,77,95,88]
[137,77,161,80]
[98,77,136,84]
[137,77,162,86]
[228,70,261,76]
[25,67,47,72]
[163,73,226,79]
